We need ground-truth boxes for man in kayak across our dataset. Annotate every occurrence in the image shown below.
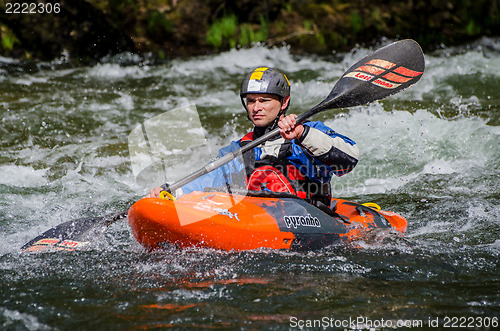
[147,67,359,207]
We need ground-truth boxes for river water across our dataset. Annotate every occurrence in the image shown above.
[1,39,499,330]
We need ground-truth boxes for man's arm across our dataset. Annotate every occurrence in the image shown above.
[295,123,359,176]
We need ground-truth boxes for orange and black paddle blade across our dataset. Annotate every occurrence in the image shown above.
[21,211,126,252]
[300,39,425,120]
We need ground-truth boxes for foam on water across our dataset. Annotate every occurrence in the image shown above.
[166,45,302,77]
[326,105,499,196]
[1,307,51,330]
[86,63,151,79]
[0,165,48,187]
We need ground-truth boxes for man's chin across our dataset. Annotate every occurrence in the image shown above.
[252,119,271,127]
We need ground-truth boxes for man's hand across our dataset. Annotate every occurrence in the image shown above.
[146,186,163,198]
[278,114,304,140]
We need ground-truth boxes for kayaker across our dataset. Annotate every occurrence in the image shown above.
[147,67,359,207]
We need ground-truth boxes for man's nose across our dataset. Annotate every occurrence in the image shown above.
[253,100,264,111]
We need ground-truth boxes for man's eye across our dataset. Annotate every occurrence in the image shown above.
[246,98,272,104]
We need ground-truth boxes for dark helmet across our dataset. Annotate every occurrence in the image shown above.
[240,67,291,110]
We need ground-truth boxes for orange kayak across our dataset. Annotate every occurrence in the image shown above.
[128,190,407,252]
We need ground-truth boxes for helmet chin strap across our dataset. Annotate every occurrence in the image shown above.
[269,110,286,131]
[268,97,288,131]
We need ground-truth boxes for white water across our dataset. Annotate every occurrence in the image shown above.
[1,41,499,252]
[1,39,499,330]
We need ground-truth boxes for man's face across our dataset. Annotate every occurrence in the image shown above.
[245,93,289,127]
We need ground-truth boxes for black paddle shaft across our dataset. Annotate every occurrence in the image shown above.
[168,39,425,192]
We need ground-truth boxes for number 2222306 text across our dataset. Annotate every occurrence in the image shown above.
[5,2,61,14]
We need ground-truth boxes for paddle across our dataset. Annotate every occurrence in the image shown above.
[21,39,425,252]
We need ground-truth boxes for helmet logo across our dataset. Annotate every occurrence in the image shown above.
[249,67,269,81]
[247,79,268,91]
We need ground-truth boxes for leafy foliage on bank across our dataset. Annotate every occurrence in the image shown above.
[0,0,498,61]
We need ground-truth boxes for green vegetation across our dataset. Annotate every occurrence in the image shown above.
[206,14,238,49]
[0,24,18,51]
[0,0,498,61]
[147,10,175,40]
[206,14,268,49]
